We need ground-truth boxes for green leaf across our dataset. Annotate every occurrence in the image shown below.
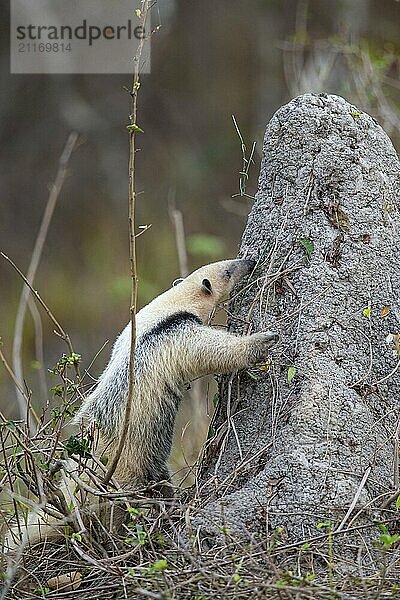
[148,559,168,573]
[65,436,91,458]
[65,352,81,365]
[363,306,371,318]
[316,520,331,530]
[287,366,296,383]
[51,384,64,398]
[127,124,144,133]
[379,533,399,550]
[396,494,400,511]
[127,506,141,517]
[244,369,258,381]
[299,238,314,257]
[218,526,231,534]
[136,526,147,545]
[34,588,51,596]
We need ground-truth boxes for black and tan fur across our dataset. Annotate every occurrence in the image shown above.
[6,259,278,548]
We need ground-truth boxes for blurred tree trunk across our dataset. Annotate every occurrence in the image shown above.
[199,94,400,562]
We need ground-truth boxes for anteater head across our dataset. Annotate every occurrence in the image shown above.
[170,258,256,322]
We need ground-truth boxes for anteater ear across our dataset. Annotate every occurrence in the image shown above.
[201,278,212,295]
[172,278,185,287]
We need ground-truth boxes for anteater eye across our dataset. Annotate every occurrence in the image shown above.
[202,278,212,294]
[172,278,184,287]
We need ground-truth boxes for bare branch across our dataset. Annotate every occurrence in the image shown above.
[11,132,78,427]
[104,0,151,484]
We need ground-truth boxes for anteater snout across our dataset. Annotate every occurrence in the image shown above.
[229,258,256,277]
[240,258,256,271]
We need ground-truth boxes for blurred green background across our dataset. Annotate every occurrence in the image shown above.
[1,1,399,473]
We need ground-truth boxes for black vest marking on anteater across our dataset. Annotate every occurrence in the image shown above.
[140,311,202,346]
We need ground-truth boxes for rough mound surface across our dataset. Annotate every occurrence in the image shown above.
[199,94,400,557]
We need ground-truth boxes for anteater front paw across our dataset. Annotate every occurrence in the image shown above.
[248,331,279,364]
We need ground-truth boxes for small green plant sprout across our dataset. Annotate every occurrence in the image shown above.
[51,400,76,429]
[299,237,314,257]
[218,526,231,535]
[396,493,400,511]
[231,114,257,200]
[66,353,81,366]
[378,523,400,550]
[287,366,296,383]
[65,435,91,459]
[379,532,399,550]
[125,523,147,546]
[126,123,144,133]
[146,559,168,574]
[362,304,371,318]
[50,383,64,398]
[71,532,82,542]
[127,506,142,517]
[126,506,143,527]
[34,587,51,597]
[49,352,81,375]
[232,557,244,584]
[316,521,334,588]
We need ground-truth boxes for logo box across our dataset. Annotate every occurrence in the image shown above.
[10,0,151,74]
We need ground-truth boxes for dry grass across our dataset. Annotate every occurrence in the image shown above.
[2,467,400,600]
[1,302,400,600]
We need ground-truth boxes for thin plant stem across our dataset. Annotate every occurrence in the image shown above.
[104,0,150,484]
[1,252,80,385]
[11,132,78,427]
